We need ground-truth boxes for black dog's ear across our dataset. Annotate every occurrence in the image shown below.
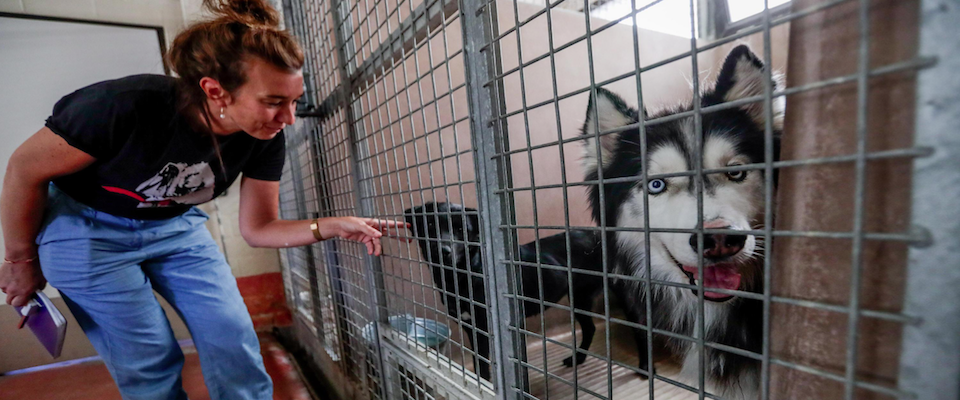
[709,44,784,130]
[581,88,643,172]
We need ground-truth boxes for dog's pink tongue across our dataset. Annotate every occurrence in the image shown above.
[682,264,741,299]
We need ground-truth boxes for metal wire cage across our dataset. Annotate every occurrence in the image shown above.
[276,0,960,399]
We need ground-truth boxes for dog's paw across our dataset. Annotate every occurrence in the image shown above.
[562,353,588,367]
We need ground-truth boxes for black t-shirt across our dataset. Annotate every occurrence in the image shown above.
[45,74,285,220]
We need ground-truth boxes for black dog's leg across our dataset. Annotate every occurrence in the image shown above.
[563,290,597,367]
[562,311,595,367]
[625,306,653,379]
[457,312,490,380]
[471,302,492,380]
[446,296,484,379]
[459,272,491,380]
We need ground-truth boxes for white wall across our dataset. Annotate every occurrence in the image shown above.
[0,16,168,305]
[0,0,187,47]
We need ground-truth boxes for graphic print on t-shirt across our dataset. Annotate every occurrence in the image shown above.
[102,162,215,208]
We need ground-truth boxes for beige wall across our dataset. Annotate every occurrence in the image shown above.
[0,1,281,373]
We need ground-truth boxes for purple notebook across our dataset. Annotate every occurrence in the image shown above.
[14,291,67,358]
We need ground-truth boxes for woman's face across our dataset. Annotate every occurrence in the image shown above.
[222,57,304,140]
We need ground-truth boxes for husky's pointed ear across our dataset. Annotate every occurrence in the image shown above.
[712,45,785,130]
[581,88,641,172]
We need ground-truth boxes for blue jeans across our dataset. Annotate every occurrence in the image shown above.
[37,185,273,400]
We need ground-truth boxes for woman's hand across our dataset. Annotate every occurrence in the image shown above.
[0,259,46,307]
[320,217,410,256]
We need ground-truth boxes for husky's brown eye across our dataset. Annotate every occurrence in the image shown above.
[726,169,747,182]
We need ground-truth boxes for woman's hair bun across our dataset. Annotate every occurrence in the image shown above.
[202,0,280,28]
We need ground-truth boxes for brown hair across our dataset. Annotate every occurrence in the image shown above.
[167,0,304,128]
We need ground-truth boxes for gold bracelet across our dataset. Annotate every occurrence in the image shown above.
[3,257,37,264]
[309,218,325,241]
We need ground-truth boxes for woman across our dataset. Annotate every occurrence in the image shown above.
[0,1,404,398]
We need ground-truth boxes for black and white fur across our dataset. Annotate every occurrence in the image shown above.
[580,45,783,399]
[405,202,605,380]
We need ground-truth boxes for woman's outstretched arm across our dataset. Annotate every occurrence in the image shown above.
[237,176,409,255]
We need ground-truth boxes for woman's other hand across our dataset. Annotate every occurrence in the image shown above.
[0,259,46,307]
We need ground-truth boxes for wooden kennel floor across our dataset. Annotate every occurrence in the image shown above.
[522,318,697,400]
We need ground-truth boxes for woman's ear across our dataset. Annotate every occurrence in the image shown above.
[199,77,231,106]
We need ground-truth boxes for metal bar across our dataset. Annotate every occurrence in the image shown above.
[413,0,486,385]
[898,0,960,399]
[493,225,925,244]
[286,128,328,346]
[502,0,552,396]
[330,0,392,396]
[759,1,775,398]
[435,0,491,385]
[460,0,524,395]
[578,0,617,398]
[842,1,870,397]
[685,1,706,397]
[391,22,473,378]
[540,0,583,395]
[306,124,338,352]
[623,0,657,396]
[307,121,356,362]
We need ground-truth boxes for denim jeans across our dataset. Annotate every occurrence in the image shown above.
[36,185,273,400]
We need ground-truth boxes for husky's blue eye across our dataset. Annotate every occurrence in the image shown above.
[647,179,667,194]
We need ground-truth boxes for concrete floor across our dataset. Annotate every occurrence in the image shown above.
[0,333,313,400]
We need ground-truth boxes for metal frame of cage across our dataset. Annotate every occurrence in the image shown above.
[274,0,960,399]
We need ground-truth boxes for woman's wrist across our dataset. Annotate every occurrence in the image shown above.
[312,217,340,242]
[309,218,324,241]
[4,244,38,263]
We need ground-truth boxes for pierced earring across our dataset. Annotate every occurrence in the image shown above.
[219,107,226,119]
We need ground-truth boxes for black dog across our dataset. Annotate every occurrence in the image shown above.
[404,202,605,380]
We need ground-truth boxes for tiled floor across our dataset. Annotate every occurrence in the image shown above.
[0,334,313,400]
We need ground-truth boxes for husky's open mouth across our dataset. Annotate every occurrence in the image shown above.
[665,249,741,302]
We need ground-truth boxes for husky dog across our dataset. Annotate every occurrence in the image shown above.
[579,45,782,399]
[405,202,605,380]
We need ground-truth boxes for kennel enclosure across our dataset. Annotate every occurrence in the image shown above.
[274,0,960,399]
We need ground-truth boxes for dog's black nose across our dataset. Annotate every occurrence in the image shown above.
[689,233,746,260]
